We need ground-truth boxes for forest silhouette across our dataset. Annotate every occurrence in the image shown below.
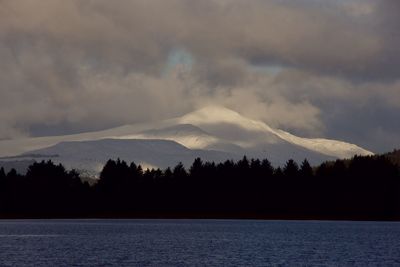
[0,153,399,220]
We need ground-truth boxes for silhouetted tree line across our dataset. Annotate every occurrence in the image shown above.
[0,155,399,220]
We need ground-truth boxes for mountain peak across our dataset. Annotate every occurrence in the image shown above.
[179,106,274,133]
[180,106,242,123]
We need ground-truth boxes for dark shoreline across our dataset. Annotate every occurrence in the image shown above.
[2,155,399,222]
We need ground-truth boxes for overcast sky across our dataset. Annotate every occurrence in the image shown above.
[0,0,399,152]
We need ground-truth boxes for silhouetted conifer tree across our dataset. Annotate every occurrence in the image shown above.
[190,158,204,180]
[299,159,313,178]
[173,162,187,180]
[261,158,274,178]
[283,159,299,178]
[163,167,173,180]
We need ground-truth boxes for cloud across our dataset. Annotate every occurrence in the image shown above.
[0,0,399,152]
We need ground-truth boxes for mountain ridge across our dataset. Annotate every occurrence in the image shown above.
[0,106,373,174]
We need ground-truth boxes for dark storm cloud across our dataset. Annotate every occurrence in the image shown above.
[0,0,399,151]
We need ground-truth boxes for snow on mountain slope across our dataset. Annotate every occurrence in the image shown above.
[272,129,373,159]
[176,106,373,158]
[116,124,219,149]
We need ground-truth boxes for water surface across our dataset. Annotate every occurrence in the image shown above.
[0,219,399,266]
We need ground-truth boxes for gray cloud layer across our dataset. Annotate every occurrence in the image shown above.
[0,0,399,152]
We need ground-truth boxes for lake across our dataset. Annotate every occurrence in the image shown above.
[0,219,399,266]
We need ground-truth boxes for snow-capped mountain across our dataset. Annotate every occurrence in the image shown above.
[0,106,373,175]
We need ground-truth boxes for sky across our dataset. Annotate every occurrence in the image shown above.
[0,0,399,153]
